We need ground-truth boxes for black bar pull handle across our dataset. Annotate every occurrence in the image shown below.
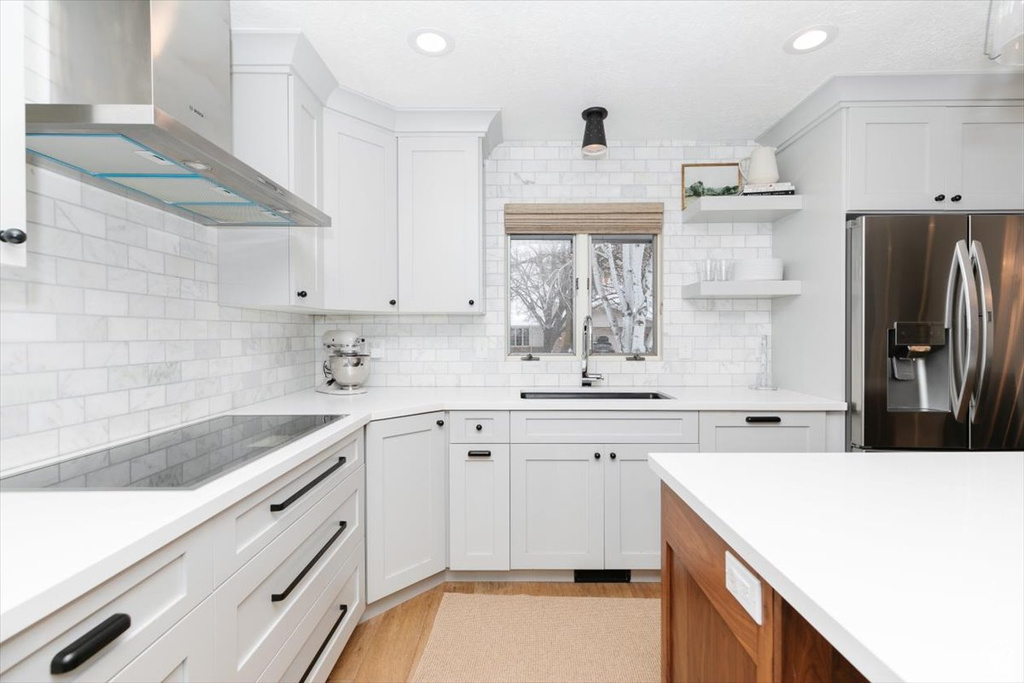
[298,604,350,683]
[51,613,131,674]
[745,416,782,423]
[271,457,346,512]
[272,521,347,602]
[467,450,491,457]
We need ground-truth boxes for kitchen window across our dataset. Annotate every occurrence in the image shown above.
[505,202,663,359]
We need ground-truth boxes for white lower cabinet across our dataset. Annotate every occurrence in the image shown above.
[110,599,216,683]
[699,411,827,452]
[366,412,448,602]
[449,444,511,571]
[510,444,605,570]
[604,444,696,570]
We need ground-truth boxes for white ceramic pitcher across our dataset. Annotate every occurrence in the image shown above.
[739,146,780,184]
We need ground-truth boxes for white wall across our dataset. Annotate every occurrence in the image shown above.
[0,167,315,474]
[316,139,776,388]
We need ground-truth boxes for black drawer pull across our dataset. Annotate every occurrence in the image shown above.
[51,613,131,674]
[468,450,491,457]
[298,604,350,683]
[272,522,347,602]
[475,424,483,431]
[745,416,782,423]
[270,457,346,512]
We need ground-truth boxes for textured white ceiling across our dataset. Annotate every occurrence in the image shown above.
[230,0,1009,141]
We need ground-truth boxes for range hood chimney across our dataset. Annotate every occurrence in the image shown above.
[24,0,330,228]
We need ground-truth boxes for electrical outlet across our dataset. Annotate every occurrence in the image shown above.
[725,550,763,625]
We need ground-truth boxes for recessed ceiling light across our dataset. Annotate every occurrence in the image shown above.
[784,26,837,54]
[409,29,453,56]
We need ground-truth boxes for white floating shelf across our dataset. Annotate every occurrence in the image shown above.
[680,195,803,223]
[681,280,802,299]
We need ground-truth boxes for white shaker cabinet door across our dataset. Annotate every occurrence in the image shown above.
[449,444,510,571]
[604,444,695,570]
[946,106,1024,212]
[847,106,948,211]
[510,444,604,570]
[366,412,448,602]
[110,599,216,683]
[322,111,398,312]
[397,137,483,314]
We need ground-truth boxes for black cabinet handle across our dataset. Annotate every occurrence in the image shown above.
[270,457,346,512]
[436,419,445,427]
[468,299,475,306]
[475,424,483,431]
[745,416,782,423]
[298,604,349,683]
[594,452,601,460]
[272,521,347,602]
[610,452,617,460]
[951,194,962,202]
[934,194,945,202]
[0,228,27,245]
[468,450,491,457]
[389,299,397,306]
[51,613,131,674]
[296,290,308,298]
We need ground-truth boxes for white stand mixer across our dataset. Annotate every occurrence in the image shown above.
[315,330,371,395]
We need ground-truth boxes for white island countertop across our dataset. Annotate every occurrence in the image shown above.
[650,450,1024,683]
[0,385,842,642]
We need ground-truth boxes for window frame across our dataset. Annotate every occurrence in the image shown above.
[505,233,662,360]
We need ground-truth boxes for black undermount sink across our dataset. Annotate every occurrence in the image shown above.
[519,391,674,400]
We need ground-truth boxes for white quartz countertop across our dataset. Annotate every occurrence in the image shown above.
[650,451,1024,683]
[0,385,841,641]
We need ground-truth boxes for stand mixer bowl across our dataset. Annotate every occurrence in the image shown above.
[325,354,370,388]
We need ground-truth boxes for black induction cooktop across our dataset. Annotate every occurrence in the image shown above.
[0,414,343,491]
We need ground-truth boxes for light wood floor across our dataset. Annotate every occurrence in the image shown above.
[328,581,662,683]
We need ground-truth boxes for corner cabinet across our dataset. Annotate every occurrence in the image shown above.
[397,137,484,314]
[847,105,1024,212]
[365,412,448,603]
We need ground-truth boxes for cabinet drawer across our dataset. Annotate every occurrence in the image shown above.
[449,411,510,443]
[699,411,826,452]
[213,466,363,682]
[511,411,698,444]
[0,526,214,682]
[110,597,216,683]
[210,431,362,585]
[264,540,365,683]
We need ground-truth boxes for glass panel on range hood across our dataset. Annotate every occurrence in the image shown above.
[108,176,249,204]
[180,203,292,225]
[26,133,195,176]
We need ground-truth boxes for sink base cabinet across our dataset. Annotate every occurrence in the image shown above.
[661,484,869,683]
[366,412,448,603]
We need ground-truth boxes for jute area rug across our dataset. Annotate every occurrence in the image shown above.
[410,593,660,683]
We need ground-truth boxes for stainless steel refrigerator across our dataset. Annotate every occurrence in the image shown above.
[848,214,1024,451]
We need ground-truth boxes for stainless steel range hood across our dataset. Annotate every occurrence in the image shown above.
[25,0,330,228]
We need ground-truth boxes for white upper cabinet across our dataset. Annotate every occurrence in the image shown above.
[398,137,484,314]
[946,106,1024,212]
[847,105,1024,212]
[322,111,399,312]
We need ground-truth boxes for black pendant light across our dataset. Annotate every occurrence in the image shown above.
[581,106,608,157]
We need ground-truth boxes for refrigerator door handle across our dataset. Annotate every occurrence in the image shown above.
[945,240,980,422]
[969,240,995,423]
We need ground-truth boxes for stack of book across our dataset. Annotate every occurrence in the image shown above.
[741,182,795,196]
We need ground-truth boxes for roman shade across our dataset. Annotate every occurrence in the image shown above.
[504,202,663,234]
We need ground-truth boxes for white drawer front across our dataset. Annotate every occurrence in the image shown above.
[0,526,214,682]
[264,540,365,683]
[449,411,510,443]
[110,597,216,683]
[211,431,362,585]
[698,411,827,452]
[213,466,363,682]
[511,411,698,444]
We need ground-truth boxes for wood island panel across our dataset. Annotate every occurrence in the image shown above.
[661,483,870,683]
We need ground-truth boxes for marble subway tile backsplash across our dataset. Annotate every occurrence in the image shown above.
[317,139,773,389]
[0,166,315,474]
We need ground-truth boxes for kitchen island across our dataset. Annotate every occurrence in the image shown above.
[650,451,1024,683]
